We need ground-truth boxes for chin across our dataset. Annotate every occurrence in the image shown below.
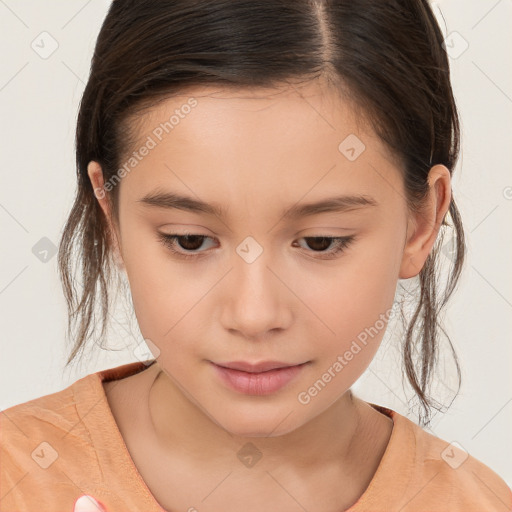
[213,409,303,439]
[226,424,295,439]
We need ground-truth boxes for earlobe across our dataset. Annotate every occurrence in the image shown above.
[399,165,452,279]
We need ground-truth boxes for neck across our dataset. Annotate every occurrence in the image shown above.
[146,364,366,471]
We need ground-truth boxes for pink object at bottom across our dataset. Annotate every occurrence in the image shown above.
[73,495,107,512]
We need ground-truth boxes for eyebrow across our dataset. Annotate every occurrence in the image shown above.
[137,190,378,219]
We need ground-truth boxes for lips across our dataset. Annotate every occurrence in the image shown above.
[210,360,310,395]
[213,360,304,373]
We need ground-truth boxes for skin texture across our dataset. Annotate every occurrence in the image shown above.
[90,79,451,510]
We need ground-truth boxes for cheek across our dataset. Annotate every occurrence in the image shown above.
[126,263,209,375]
[294,239,400,357]
[119,226,206,343]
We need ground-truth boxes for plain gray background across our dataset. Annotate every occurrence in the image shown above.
[1,0,511,488]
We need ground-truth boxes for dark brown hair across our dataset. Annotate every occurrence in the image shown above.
[58,0,465,427]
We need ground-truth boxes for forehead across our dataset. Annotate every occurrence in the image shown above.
[129,80,370,152]
[118,81,405,215]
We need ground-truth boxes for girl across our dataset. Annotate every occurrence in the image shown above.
[1,1,510,511]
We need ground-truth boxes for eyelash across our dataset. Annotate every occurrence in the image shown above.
[157,232,357,261]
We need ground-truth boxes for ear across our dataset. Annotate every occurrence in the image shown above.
[399,164,452,279]
[87,161,125,271]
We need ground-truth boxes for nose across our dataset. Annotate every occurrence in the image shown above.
[220,244,293,339]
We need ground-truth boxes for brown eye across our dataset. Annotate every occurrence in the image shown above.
[157,232,356,261]
[303,237,333,251]
[157,233,216,259]
[294,235,357,259]
[173,234,206,251]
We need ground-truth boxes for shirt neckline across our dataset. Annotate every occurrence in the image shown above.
[72,360,415,511]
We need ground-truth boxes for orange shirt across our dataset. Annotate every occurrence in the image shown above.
[1,361,511,512]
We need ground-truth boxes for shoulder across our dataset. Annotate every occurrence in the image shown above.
[0,361,155,511]
[0,374,104,510]
[397,410,512,511]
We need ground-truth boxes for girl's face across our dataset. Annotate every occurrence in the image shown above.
[92,80,444,437]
